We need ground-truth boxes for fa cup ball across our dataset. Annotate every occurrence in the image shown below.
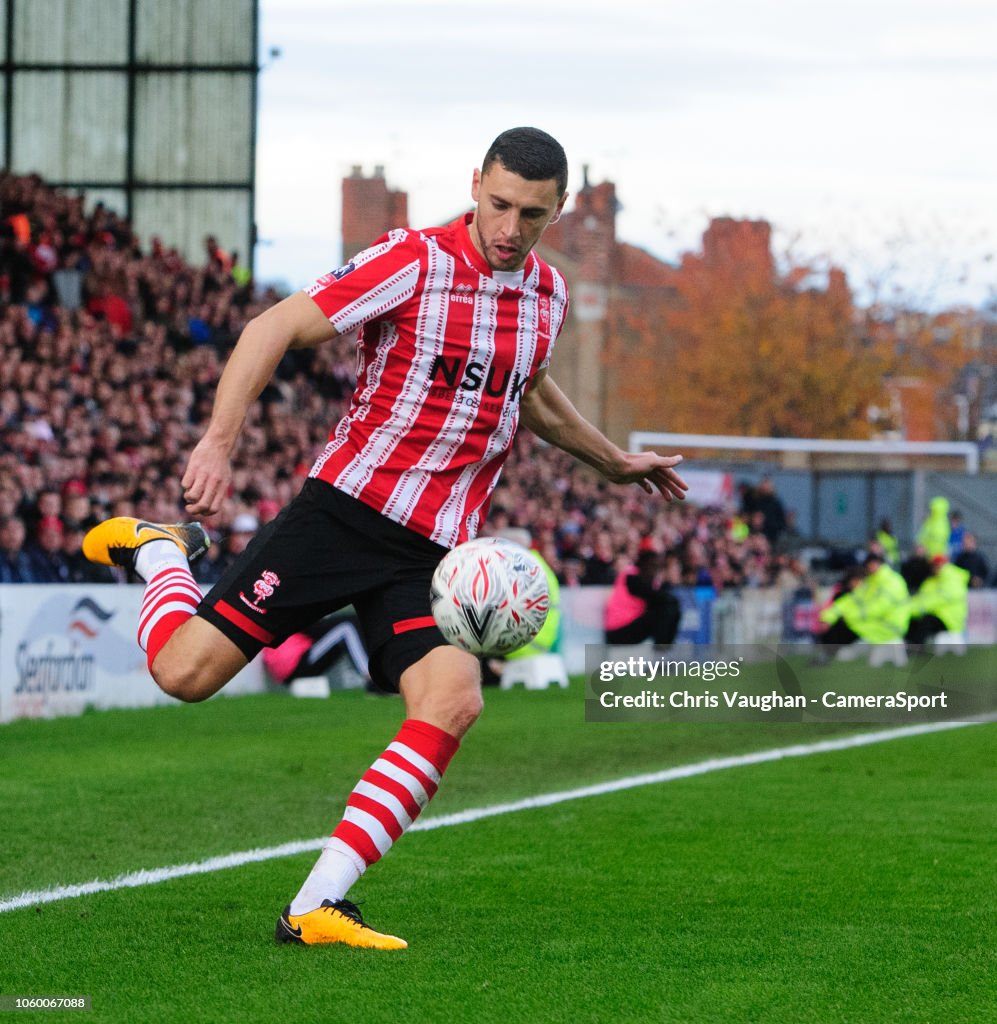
[430,537,550,656]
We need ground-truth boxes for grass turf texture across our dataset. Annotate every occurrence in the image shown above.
[1,667,994,1023]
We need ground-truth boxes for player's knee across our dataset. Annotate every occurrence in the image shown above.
[447,659,484,733]
[151,658,216,703]
[148,619,245,703]
[400,646,483,737]
[451,688,484,734]
[408,680,483,738]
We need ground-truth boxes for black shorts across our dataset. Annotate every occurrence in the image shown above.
[198,479,451,692]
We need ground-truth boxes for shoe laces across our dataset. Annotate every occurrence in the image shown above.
[323,898,366,926]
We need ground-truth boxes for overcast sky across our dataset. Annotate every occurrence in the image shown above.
[254,0,996,309]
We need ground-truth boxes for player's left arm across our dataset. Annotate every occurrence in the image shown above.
[519,370,688,501]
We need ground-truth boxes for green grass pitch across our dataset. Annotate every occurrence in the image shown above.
[1,660,994,1024]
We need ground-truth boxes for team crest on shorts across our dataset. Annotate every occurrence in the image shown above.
[241,570,281,614]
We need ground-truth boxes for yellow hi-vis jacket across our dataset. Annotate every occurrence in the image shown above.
[917,496,951,559]
[910,563,970,633]
[822,565,910,642]
[876,529,900,566]
[820,591,862,633]
[855,563,911,641]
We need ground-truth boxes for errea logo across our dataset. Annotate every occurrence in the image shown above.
[537,296,551,340]
[450,283,475,305]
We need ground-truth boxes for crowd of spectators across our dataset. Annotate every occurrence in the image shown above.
[489,437,809,597]
[6,169,973,604]
[0,171,358,584]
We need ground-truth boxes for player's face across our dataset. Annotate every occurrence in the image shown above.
[469,162,566,272]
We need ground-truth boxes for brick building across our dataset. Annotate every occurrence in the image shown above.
[341,165,408,265]
[536,168,677,442]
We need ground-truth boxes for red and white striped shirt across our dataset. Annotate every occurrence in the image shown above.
[304,213,569,547]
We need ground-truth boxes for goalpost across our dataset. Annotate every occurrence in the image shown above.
[629,433,980,475]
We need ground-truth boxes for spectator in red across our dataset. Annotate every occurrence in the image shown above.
[86,280,133,337]
[204,235,232,275]
[27,515,71,582]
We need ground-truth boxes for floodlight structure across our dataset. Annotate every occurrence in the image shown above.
[1,0,259,270]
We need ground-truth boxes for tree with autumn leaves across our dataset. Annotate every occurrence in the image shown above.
[860,302,985,441]
[614,218,896,439]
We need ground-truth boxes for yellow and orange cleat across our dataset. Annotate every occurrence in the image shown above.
[275,899,408,950]
[82,517,210,571]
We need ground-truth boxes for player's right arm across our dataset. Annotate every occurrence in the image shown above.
[182,292,338,517]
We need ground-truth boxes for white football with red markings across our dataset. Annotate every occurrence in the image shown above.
[430,537,550,656]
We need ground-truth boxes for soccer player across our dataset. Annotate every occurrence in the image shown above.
[83,127,687,949]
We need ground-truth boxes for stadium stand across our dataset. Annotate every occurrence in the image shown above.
[0,171,358,568]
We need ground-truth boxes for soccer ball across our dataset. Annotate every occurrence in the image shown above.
[430,537,550,656]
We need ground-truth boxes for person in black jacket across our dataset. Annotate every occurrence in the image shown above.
[953,533,990,589]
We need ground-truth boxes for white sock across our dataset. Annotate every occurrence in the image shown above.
[134,538,188,583]
[288,839,365,915]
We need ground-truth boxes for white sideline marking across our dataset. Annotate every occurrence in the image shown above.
[1,717,991,914]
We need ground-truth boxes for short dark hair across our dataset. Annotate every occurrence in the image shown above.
[482,127,568,196]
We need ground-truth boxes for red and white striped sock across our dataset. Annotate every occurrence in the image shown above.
[289,719,460,915]
[138,566,202,671]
